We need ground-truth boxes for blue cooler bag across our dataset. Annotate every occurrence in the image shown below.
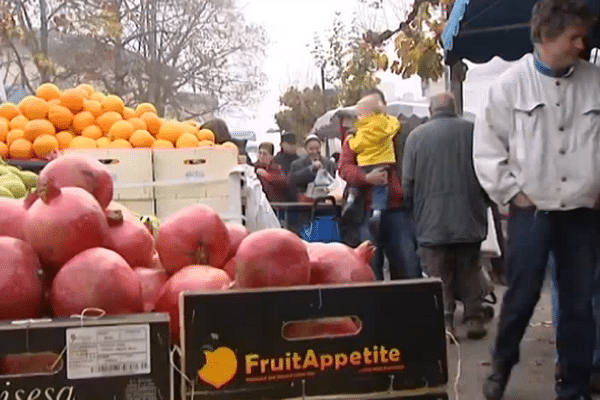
[300,196,342,243]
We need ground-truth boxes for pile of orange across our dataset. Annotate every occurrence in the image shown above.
[0,83,231,159]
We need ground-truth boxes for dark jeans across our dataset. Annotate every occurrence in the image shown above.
[359,208,421,280]
[492,206,597,398]
[370,185,388,211]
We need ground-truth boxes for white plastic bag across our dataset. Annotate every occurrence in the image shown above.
[481,207,501,258]
[240,166,281,231]
[314,168,335,186]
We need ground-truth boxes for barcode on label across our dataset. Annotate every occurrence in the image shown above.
[94,362,149,374]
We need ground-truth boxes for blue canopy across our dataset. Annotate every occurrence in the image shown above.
[443,0,600,64]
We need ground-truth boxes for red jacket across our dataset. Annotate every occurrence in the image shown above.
[255,160,291,202]
[338,137,403,209]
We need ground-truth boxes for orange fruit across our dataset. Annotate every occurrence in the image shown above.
[157,120,183,143]
[48,105,74,130]
[33,134,59,158]
[96,111,123,134]
[197,140,215,147]
[72,111,95,134]
[7,130,25,145]
[81,125,103,140]
[181,123,199,136]
[83,99,103,118]
[56,131,74,149]
[135,103,157,117]
[195,128,215,142]
[96,137,111,149]
[101,95,124,115]
[90,92,105,102]
[9,138,33,159]
[60,88,86,113]
[69,136,97,149]
[48,99,61,106]
[9,115,29,130]
[140,112,161,136]
[122,107,135,119]
[109,139,132,149]
[108,120,135,141]
[176,132,199,148]
[22,97,49,120]
[152,139,174,149]
[128,117,147,131]
[0,141,7,158]
[76,84,95,97]
[36,83,61,101]
[0,103,20,121]
[129,130,155,148]
[23,119,55,142]
[0,118,8,142]
[221,141,238,151]
[18,96,35,115]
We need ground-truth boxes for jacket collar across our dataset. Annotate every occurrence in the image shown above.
[431,110,457,119]
[533,51,575,78]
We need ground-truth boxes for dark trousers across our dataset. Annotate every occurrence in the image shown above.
[419,242,484,321]
[492,206,597,398]
[358,208,421,280]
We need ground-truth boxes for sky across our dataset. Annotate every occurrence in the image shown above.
[223,0,422,135]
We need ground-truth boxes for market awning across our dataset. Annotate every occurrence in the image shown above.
[442,0,600,64]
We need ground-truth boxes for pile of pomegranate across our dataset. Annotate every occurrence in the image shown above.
[0,154,376,344]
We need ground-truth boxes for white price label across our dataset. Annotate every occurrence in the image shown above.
[66,324,151,379]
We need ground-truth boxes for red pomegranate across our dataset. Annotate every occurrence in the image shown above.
[0,237,44,320]
[156,204,230,275]
[38,154,114,209]
[51,247,143,316]
[23,182,110,273]
[106,209,155,268]
[154,265,232,342]
[0,197,27,240]
[307,241,375,284]
[235,228,310,288]
[134,267,169,312]
[225,223,250,259]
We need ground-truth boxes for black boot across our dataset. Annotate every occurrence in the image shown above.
[483,362,512,400]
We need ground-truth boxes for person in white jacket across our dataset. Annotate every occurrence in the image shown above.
[473,1,599,399]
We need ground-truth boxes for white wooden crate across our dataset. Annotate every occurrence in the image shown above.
[152,147,237,199]
[114,199,155,216]
[63,149,154,200]
[155,169,243,224]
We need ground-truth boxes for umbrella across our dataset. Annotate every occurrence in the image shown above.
[310,101,432,141]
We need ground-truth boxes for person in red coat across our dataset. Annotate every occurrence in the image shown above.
[255,142,291,202]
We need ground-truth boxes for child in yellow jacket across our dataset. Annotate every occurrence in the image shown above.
[347,94,400,240]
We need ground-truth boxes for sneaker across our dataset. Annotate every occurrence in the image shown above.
[466,318,487,340]
[483,363,511,400]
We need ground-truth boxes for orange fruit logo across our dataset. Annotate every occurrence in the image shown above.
[197,347,237,389]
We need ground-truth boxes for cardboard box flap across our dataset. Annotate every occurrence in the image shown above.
[181,279,447,400]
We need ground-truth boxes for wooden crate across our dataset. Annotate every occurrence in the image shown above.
[63,149,154,200]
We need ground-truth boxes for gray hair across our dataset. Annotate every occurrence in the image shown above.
[531,0,596,43]
[429,93,456,115]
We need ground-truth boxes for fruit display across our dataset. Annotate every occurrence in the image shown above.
[0,83,236,158]
[0,152,376,345]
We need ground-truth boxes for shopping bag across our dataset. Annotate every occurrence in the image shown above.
[300,196,342,243]
[481,207,501,258]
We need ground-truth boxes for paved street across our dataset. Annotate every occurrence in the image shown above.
[445,282,600,400]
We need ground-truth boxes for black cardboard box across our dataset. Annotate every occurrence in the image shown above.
[0,313,170,400]
[180,279,447,400]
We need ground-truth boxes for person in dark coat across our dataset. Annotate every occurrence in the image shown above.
[402,92,489,339]
[255,142,291,202]
[273,133,300,175]
[200,118,253,165]
[288,134,336,197]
